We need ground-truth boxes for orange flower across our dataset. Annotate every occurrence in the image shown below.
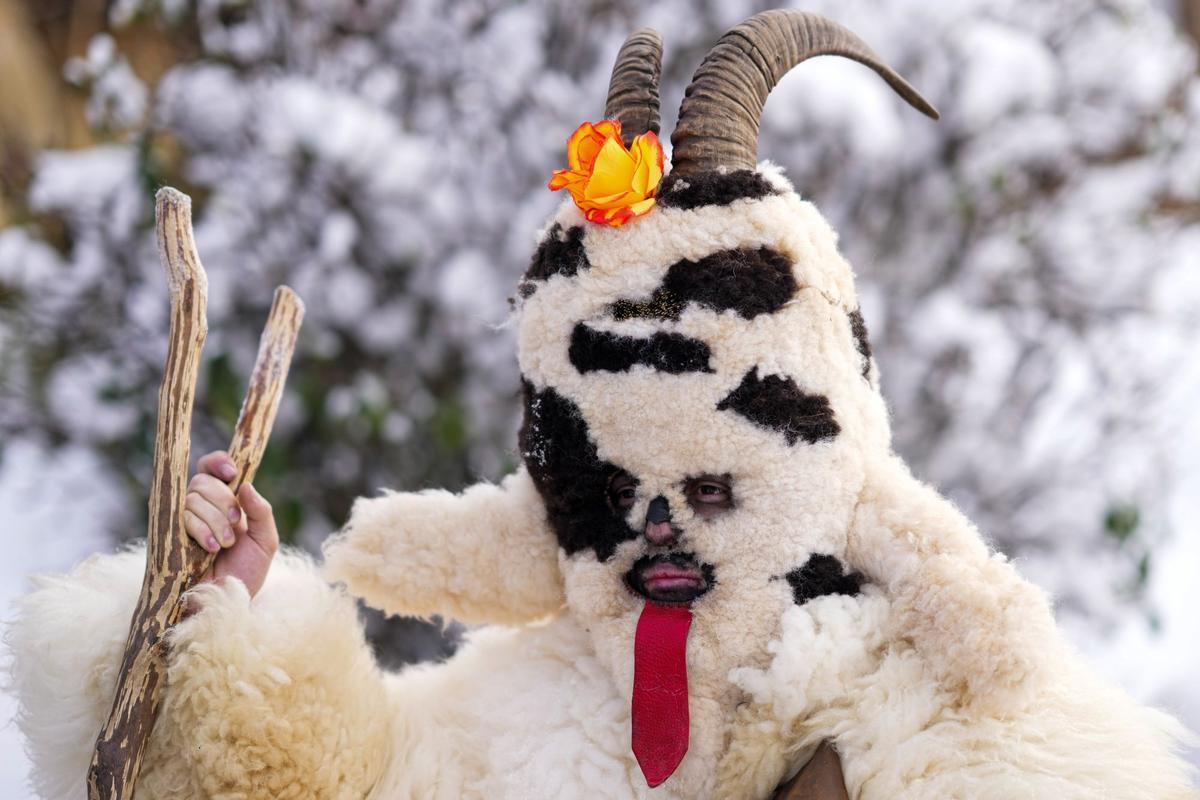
[548,120,664,227]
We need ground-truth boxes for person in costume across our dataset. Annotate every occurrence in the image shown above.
[9,10,1197,799]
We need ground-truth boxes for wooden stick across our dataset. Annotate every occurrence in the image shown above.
[87,191,306,800]
[185,285,304,586]
[88,187,209,800]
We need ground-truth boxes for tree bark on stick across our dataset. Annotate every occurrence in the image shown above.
[87,187,209,800]
[87,188,305,800]
[185,285,304,586]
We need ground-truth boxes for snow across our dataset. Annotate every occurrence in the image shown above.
[46,355,140,442]
[0,228,64,289]
[156,63,252,149]
[957,20,1059,128]
[63,33,148,132]
[30,145,138,222]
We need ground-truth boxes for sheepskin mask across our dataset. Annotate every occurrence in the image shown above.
[515,10,938,787]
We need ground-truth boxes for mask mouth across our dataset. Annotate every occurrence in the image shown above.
[626,553,712,604]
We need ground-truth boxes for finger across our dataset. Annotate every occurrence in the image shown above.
[186,491,235,548]
[188,473,242,526]
[184,509,221,553]
[239,483,279,552]
[196,450,237,483]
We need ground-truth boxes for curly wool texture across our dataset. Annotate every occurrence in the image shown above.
[716,367,841,446]
[519,223,589,298]
[8,548,389,800]
[567,323,713,374]
[10,548,726,799]
[847,454,1063,715]
[519,381,641,561]
[725,587,1198,800]
[783,553,863,605]
[660,247,797,319]
[656,169,780,210]
[7,551,144,800]
[323,466,564,625]
[11,489,1196,799]
[608,247,798,323]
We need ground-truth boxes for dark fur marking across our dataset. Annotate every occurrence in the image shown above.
[784,554,863,605]
[657,170,779,210]
[848,309,872,379]
[716,368,840,445]
[662,247,795,319]
[519,224,589,297]
[519,380,639,561]
[608,248,796,322]
[568,324,713,374]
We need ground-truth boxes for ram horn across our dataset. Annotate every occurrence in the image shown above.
[604,27,664,145]
[670,10,938,177]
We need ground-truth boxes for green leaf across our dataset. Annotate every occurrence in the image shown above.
[1104,505,1140,545]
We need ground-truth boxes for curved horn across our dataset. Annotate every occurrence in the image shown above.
[604,27,663,146]
[670,10,938,177]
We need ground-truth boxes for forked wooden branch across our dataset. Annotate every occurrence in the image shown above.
[185,285,304,586]
[87,188,305,800]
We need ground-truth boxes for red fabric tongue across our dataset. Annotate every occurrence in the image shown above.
[632,601,693,787]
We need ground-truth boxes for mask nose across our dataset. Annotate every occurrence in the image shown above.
[644,496,677,546]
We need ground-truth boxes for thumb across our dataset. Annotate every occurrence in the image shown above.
[238,482,279,549]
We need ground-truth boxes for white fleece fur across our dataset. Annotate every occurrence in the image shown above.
[848,454,1062,715]
[727,589,1196,799]
[7,551,144,800]
[15,543,1192,799]
[323,466,564,625]
[9,548,389,799]
[8,547,764,799]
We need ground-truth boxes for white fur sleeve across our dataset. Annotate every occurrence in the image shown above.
[322,466,565,625]
[7,550,144,800]
[7,547,389,800]
[848,454,1060,713]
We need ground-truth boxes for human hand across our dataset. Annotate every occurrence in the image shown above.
[184,450,279,599]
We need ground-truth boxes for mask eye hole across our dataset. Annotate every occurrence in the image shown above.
[607,471,637,512]
[685,475,733,518]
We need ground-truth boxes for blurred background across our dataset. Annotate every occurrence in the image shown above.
[1,0,1198,792]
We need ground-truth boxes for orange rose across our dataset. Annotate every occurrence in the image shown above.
[548,120,664,227]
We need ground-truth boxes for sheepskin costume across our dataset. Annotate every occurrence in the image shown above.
[9,10,1197,800]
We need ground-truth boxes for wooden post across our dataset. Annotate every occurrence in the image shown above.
[87,188,305,800]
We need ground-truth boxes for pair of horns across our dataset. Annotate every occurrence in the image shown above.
[604,9,939,178]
